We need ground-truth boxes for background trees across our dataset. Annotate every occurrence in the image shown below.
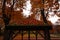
[0,0,60,35]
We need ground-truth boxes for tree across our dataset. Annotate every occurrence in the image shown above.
[2,0,14,40]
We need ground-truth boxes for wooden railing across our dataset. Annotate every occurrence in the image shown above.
[3,25,52,40]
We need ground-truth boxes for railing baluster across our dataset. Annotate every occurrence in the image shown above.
[44,30,51,40]
[28,31,30,40]
[36,30,38,40]
[21,30,23,40]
